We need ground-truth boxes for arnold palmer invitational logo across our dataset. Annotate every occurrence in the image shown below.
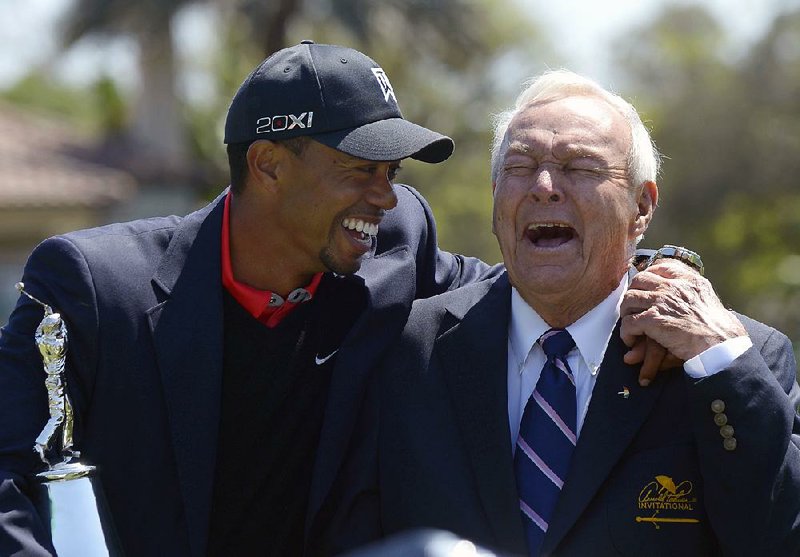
[635,475,700,529]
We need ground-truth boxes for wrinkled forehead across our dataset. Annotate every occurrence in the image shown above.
[505,95,631,158]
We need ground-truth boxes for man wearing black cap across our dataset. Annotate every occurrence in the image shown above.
[0,41,492,556]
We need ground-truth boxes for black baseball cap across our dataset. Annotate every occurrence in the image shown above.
[224,40,454,163]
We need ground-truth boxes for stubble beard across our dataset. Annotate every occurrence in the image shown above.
[319,245,362,276]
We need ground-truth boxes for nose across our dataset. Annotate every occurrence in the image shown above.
[530,166,563,203]
[366,166,398,211]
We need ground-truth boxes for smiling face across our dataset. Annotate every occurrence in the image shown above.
[276,139,400,277]
[492,95,656,325]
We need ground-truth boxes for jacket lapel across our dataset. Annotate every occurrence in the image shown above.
[542,322,667,554]
[438,275,528,554]
[147,193,226,557]
[306,246,415,531]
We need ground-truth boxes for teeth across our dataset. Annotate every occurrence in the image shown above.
[342,218,379,237]
[528,223,570,230]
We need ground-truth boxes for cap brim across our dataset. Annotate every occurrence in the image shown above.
[310,118,454,163]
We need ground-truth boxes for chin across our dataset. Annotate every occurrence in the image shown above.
[321,252,363,276]
[512,264,581,293]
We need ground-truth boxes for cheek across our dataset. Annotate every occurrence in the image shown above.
[590,216,636,261]
[492,184,523,231]
[492,205,517,245]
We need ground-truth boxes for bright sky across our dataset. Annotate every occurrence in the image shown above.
[0,0,790,96]
[532,0,784,82]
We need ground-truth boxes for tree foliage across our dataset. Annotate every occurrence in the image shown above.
[59,0,204,170]
[614,5,800,353]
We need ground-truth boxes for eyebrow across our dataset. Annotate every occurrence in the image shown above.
[505,141,531,156]
[553,141,611,161]
[505,139,601,159]
[558,145,602,158]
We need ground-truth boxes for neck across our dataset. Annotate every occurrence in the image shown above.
[228,192,317,296]
[516,272,626,329]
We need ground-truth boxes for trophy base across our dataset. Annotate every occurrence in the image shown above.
[37,464,122,557]
[36,461,95,482]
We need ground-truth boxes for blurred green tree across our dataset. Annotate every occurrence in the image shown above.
[614,5,800,355]
[61,0,196,167]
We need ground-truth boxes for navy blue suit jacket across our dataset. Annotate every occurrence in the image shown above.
[0,185,494,556]
[331,273,800,556]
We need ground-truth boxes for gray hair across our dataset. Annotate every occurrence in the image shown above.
[490,70,660,188]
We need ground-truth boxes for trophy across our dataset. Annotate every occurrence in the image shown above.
[15,283,122,557]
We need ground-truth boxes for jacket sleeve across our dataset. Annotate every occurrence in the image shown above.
[687,321,800,556]
[384,184,502,299]
[0,236,100,557]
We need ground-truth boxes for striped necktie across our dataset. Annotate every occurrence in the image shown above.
[514,328,577,556]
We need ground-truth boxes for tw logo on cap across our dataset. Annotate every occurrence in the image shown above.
[371,68,396,103]
[256,112,314,134]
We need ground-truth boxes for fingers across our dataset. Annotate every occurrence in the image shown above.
[621,260,700,346]
[620,289,660,321]
[618,257,709,385]
[623,336,647,362]
[637,338,667,387]
[627,258,704,297]
[661,352,684,370]
[620,308,651,347]
[622,335,664,386]
[622,264,678,319]
[623,336,682,387]
[643,258,700,279]
[628,268,666,291]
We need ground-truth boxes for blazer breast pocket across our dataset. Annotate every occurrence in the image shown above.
[603,445,721,557]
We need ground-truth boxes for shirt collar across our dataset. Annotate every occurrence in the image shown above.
[221,191,322,327]
[509,273,628,375]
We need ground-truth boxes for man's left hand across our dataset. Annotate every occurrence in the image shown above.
[620,258,748,384]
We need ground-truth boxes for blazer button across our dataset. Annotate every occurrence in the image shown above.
[719,425,735,439]
[713,412,728,426]
[711,399,725,413]
[723,437,737,451]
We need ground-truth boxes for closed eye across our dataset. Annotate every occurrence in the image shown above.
[502,164,536,176]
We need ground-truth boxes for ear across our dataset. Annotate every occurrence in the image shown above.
[491,181,499,235]
[246,140,280,185]
[631,180,658,238]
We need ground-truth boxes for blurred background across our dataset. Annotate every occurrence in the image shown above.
[0,0,798,363]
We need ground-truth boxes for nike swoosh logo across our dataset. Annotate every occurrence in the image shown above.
[315,349,339,366]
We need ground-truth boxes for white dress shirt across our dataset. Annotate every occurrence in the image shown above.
[507,273,752,452]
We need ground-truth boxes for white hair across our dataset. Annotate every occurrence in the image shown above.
[490,70,660,188]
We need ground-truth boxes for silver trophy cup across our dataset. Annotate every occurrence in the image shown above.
[16,283,122,557]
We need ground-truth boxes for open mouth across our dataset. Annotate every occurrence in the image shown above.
[342,218,379,245]
[526,223,577,248]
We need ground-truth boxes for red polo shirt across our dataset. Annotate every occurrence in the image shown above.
[221,192,322,328]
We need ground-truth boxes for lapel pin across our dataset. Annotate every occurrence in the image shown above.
[617,386,630,399]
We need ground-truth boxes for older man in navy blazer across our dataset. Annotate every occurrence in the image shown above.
[329,71,800,557]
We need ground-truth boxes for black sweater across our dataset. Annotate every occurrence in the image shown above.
[207,275,366,556]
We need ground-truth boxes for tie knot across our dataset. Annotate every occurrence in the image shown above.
[539,328,575,359]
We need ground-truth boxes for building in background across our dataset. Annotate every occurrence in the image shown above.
[0,104,202,321]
